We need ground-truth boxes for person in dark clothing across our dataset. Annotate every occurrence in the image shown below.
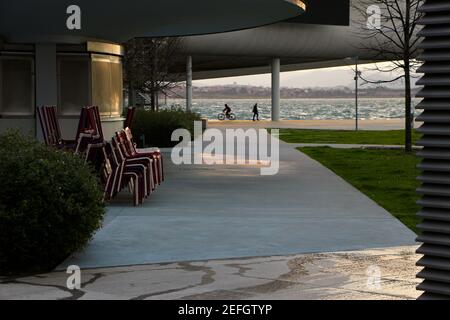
[252,103,259,121]
[223,104,232,118]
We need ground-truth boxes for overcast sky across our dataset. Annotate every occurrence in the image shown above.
[193,63,414,88]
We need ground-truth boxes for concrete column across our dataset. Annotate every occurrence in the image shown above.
[35,44,58,140]
[186,55,193,112]
[271,58,280,121]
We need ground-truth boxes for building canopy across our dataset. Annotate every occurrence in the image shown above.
[0,0,305,43]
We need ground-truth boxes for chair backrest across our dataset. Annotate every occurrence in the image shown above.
[37,106,50,145]
[46,106,62,143]
[37,106,61,146]
[124,107,136,130]
[124,127,134,143]
[102,142,121,200]
[75,106,102,140]
[91,106,104,140]
[112,136,128,164]
[75,107,89,141]
[116,130,135,157]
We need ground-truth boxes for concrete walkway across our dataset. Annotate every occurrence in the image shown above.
[290,143,422,150]
[60,128,416,270]
[209,119,422,130]
[1,246,421,300]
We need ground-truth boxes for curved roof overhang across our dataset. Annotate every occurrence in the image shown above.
[0,0,306,43]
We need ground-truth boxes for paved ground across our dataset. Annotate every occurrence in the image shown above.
[209,119,422,130]
[0,246,421,300]
[59,128,416,270]
[0,122,421,300]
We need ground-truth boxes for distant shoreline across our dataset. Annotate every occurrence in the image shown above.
[166,85,419,101]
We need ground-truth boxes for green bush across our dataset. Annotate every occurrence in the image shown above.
[132,108,202,148]
[0,131,105,275]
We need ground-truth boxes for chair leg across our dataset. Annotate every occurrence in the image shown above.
[133,176,139,206]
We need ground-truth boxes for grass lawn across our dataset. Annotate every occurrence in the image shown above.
[299,147,421,233]
[278,129,421,145]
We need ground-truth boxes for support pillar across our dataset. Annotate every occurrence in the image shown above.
[271,58,280,121]
[186,55,193,112]
[35,44,57,140]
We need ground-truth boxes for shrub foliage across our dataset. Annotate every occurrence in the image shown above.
[0,131,105,275]
[132,108,202,148]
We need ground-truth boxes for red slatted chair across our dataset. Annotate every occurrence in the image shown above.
[37,106,95,153]
[102,142,146,206]
[121,128,164,184]
[112,135,154,196]
[114,139,149,203]
[83,106,105,163]
[37,106,76,149]
[73,106,106,168]
[116,130,160,187]
[101,143,121,202]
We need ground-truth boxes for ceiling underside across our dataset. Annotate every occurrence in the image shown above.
[0,0,307,43]
[188,56,376,80]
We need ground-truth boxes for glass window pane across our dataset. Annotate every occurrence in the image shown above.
[91,54,123,118]
[91,55,112,117]
[58,57,90,116]
[0,57,33,116]
[110,58,123,118]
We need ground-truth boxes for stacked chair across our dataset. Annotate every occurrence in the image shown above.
[37,105,165,206]
[37,106,76,150]
[76,106,106,167]
[37,106,105,165]
[116,129,164,185]
[121,107,164,184]
[102,142,148,206]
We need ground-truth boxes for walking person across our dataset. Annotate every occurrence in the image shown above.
[252,103,260,121]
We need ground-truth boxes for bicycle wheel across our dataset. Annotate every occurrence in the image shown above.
[229,113,236,120]
[218,113,225,121]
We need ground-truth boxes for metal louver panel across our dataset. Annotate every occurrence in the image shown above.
[418,208,450,221]
[416,111,450,122]
[419,14,450,25]
[417,0,450,299]
[418,26,450,37]
[417,63,450,73]
[418,51,450,61]
[418,160,450,171]
[417,75,450,86]
[416,98,450,109]
[419,3,450,12]
[417,87,450,98]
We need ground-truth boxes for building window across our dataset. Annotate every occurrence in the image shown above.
[91,54,123,118]
[58,55,91,116]
[0,56,34,116]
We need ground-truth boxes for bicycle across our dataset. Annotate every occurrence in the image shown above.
[218,112,236,121]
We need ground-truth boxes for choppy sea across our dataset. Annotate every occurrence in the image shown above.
[165,98,419,121]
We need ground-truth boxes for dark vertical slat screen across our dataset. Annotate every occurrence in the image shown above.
[416,0,450,299]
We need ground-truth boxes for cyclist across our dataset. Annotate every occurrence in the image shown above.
[223,104,232,119]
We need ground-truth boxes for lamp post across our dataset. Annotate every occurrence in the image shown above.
[345,56,361,131]
[354,56,361,131]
